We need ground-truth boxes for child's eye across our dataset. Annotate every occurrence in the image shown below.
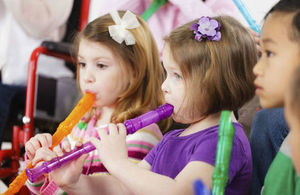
[174,72,182,80]
[257,51,262,59]
[266,50,274,57]
[78,62,86,68]
[97,63,107,69]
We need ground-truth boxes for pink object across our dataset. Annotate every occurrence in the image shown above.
[89,0,244,54]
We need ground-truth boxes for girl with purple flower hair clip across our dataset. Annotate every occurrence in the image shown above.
[52,15,257,195]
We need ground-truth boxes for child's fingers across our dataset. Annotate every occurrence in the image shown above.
[76,154,88,167]
[96,125,108,139]
[35,161,45,167]
[27,137,42,151]
[75,141,83,148]
[61,140,71,152]
[108,123,118,136]
[25,134,52,159]
[117,123,127,137]
[25,142,36,160]
[53,146,64,157]
[35,133,52,148]
[44,133,52,147]
[26,153,33,160]
[32,148,56,166]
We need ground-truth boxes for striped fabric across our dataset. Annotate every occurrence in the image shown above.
[25,115,163,194]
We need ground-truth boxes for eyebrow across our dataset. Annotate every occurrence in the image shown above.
[262,38,276,44]
[77,55,112,61]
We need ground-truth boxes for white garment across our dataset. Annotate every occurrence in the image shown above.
[0,0,74,85]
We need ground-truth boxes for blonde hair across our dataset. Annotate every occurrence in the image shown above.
[74,11,170,131]
[164,15,257,118]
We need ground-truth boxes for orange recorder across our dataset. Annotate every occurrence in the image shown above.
[1,92,95,195]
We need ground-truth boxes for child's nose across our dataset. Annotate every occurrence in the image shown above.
[253,59,263,77]
[84,68,95,83]
[161,80,169,94]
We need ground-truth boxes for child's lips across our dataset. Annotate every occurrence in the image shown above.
[254,83,262,90]
[254,83,263,95]
[85,90,100,101]
[85,89,95,94]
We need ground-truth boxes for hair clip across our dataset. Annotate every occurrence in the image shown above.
[109,10,140,45]
[190,16,221,42]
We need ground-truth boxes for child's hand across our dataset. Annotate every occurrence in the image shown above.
[50,142,88,188]
[31,147,56,166]
[53,139,72,156]
[31,142,68,167]
[25,133,52,160]
[90,123,128,170]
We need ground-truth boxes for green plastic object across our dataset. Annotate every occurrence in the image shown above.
[141,0,168,21]
[212,110,235,195]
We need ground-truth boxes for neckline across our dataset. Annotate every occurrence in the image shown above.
[171,122,241,139]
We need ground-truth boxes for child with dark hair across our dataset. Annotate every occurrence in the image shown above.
[252,0,300,194]
[285,66,300,177]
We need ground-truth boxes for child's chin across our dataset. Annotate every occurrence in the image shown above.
[172,115,189,124]
[260,99,283,109]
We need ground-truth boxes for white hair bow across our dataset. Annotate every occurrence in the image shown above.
[108,10,140,45]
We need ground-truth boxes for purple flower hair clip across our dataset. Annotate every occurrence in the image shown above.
[190,16,221,42]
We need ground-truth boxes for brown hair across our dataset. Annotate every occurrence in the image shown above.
[74,11,170,131]
[164,15,257,118]
[287,66,300,118]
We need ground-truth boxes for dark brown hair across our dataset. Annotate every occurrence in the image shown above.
[164,15,257,118]
[74,11,170,131]
[266,0,300,42]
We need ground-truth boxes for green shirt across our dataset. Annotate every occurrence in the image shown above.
[262,135,300,195]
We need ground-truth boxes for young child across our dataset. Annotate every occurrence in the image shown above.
[53,15,257,195]
[285,66,300,177]
[252,0,300,194]
[23,10,170,194]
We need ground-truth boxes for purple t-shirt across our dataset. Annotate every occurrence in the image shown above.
[144,123,252,195]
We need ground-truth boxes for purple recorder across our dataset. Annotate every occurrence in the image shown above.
[26,103,173,182]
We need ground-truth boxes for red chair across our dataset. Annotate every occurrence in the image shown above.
[0,1,90,193]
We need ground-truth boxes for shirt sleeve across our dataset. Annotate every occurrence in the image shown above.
[190,127,248,183]
[190,130,218,166]
[143,139,161,166]
[143,128,169,166]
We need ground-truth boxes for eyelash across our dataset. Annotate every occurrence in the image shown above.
[97,63,107,69]
[78,62,108,69]
[78,62,86,68]
[258,51,262,59]
[266,50,273,57]
[173,72,182,80]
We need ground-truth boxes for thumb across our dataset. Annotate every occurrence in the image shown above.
[75,154,88,168]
